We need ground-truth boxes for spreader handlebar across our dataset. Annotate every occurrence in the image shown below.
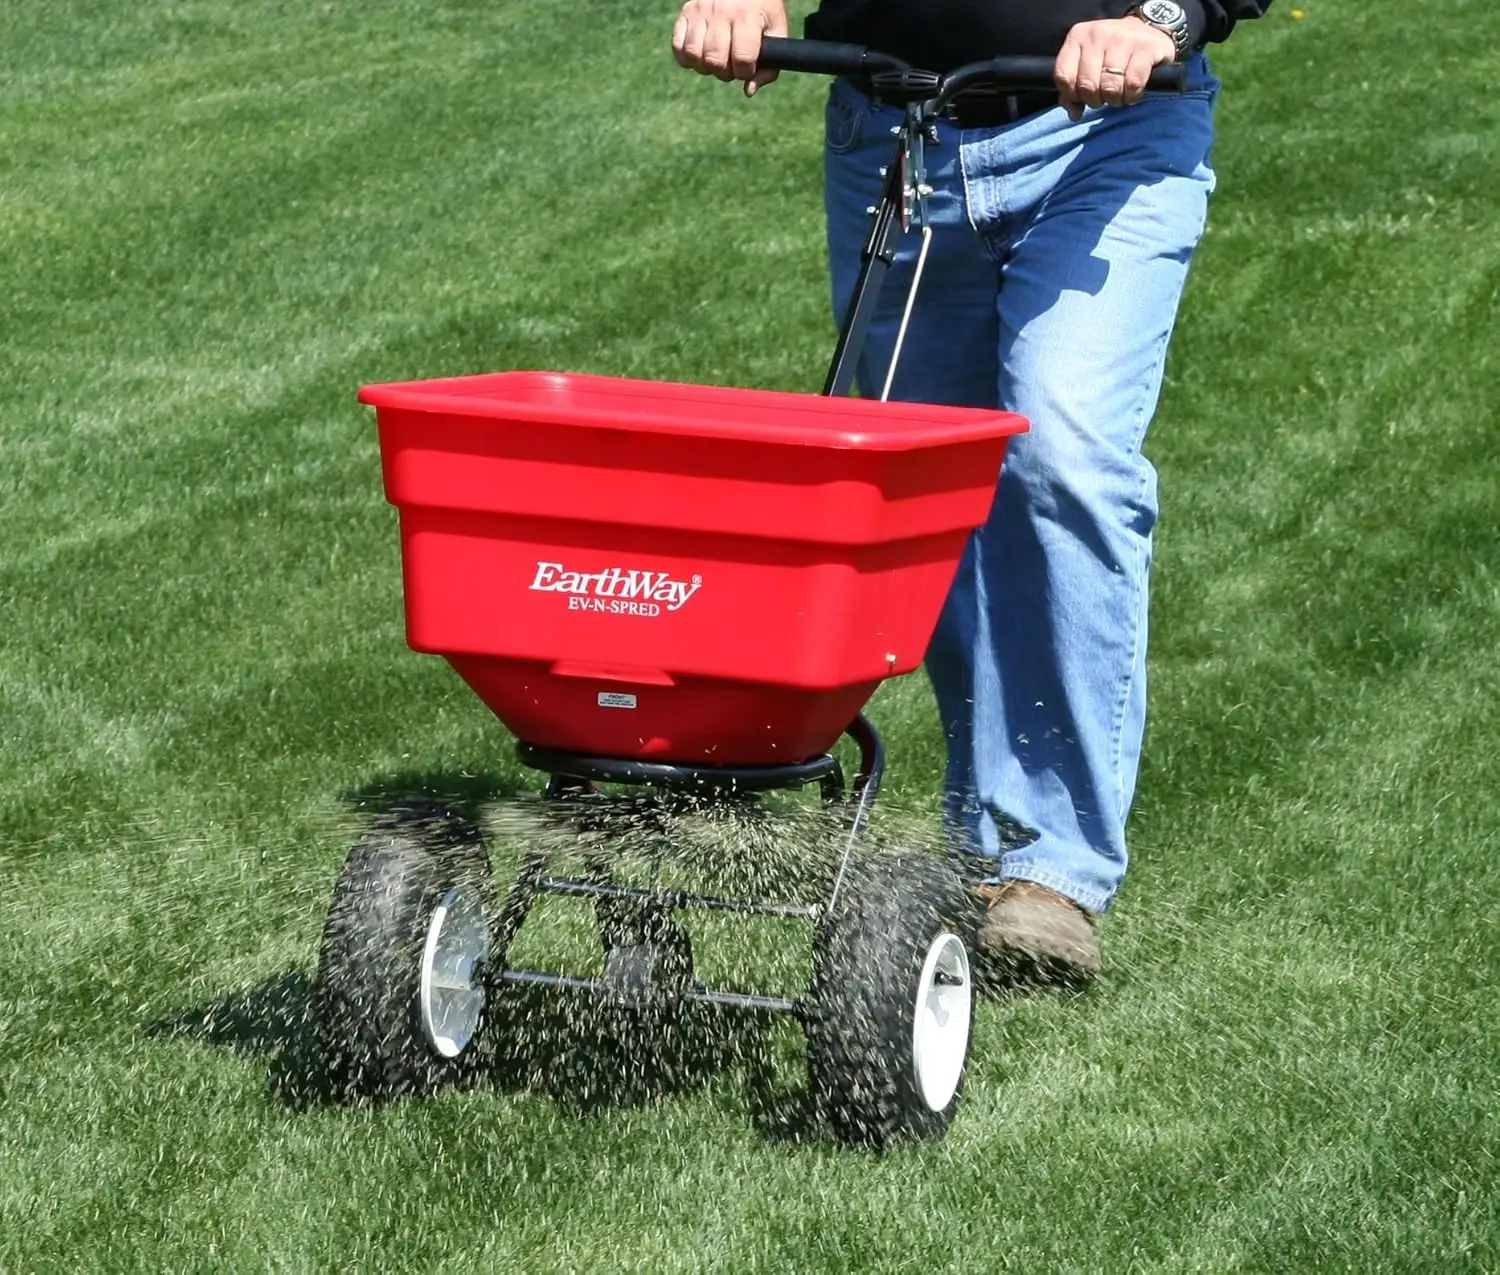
[942,55,1187,95]
[756,37,1187,101]
[755,37,905,79]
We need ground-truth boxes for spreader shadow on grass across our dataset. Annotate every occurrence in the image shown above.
[144,776,837,1138]
[340,769,530,825]
[147,785,1028,1145]
[480,986,822,1140]
[147,970,827,1139]
[144,969,331,1106]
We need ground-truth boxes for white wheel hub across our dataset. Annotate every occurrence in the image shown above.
[419,884,490,1058]
[911,931,971,1111]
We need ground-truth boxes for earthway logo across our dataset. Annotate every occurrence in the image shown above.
[528,561,702,616]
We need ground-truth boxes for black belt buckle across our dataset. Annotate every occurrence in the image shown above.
[939,89,1059,129]
[847,77,1059,130]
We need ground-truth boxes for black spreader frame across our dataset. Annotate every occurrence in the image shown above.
[480,716,887,1019]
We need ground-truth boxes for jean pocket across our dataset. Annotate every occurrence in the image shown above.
[825,77,870,154]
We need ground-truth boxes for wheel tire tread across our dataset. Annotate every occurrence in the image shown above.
[807,852,975,1149]
[315,803,493,1103]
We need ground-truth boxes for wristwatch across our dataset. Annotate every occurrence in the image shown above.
[1127,0,1193,60]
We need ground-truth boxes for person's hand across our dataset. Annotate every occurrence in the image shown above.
[1053,17,1177,121]
[672,0,789,97]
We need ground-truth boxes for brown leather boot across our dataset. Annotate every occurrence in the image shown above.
[972,879,1101,988]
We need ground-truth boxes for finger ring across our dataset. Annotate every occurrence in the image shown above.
[1103,65,1126,75]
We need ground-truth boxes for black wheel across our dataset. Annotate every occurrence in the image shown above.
[806,853,976,1149]
[316,802,495,1103]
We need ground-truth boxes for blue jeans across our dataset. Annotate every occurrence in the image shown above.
[824,56,1220,912]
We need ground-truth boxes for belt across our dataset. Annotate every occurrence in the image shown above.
[848,77,1060,129]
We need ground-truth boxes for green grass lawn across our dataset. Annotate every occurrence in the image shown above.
[3,0,1498,1269]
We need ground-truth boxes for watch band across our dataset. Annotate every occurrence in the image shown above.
[1127,0,1193,60]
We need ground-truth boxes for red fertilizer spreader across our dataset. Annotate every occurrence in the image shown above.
[365,370,1023,767]
[311,37,1069,1151]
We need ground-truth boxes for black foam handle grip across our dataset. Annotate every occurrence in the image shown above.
[1148,63,1188,91]
[966,56,1189,91]
[756,37,889,76]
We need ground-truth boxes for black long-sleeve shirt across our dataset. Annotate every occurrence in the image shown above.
[805,0,1272,71]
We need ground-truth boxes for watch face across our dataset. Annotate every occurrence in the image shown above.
[1140,0,1185,22]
